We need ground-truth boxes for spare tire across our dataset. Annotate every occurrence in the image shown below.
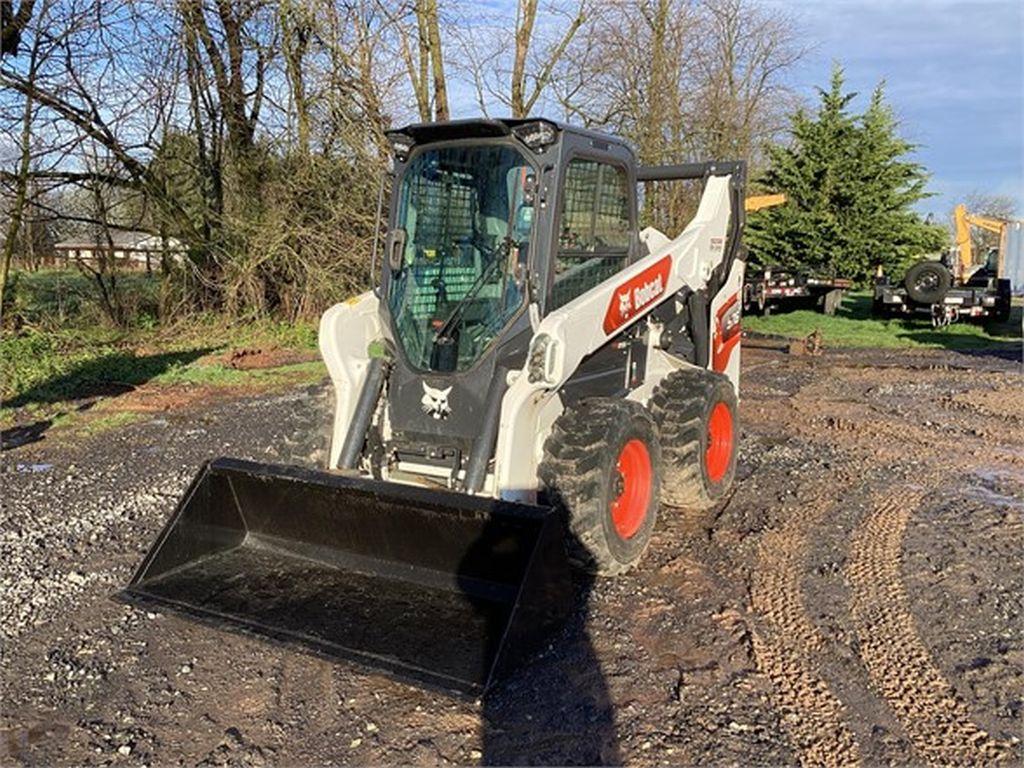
[904,261,951,304]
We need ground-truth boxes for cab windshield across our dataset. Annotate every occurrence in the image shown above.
[387,144,534,372]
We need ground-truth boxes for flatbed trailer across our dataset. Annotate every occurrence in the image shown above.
[743,267,852,316]
[877,205,1020,328]
[873,274,1011,327]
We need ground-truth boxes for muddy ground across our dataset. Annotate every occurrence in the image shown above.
[2,342,1022,766]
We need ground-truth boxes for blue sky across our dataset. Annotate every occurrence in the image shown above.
[769,0,1023,217]
[448,0,1022,219]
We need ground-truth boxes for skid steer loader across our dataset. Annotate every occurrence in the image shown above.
[123,119,746,692]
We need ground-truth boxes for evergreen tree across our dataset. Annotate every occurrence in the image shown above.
[746,65,946,281]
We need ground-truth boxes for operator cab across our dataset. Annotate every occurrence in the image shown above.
[382,118,640,376]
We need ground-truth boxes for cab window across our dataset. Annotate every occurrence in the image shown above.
[550,159,631,310]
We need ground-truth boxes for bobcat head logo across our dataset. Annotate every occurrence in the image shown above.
[617,290,632,318]
[421,382,452,420]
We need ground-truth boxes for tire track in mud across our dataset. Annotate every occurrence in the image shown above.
[769,365,1024,471]
[750,490,862,767]
[848,492,1013,765]
[945,386,1024,422]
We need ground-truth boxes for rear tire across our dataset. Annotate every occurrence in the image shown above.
[649,368,738,509]
[539,399,662,576]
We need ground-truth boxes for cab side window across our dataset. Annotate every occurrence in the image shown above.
[551,159,631,310]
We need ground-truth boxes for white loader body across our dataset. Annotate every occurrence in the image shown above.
[320,172,743,501]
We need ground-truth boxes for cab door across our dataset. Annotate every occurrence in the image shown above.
[547,156,639,401]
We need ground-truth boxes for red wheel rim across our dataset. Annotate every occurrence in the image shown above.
[705,401,734,483]
[611,439,652,539]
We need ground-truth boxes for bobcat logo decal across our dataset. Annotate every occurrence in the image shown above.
[617,290,632,318]
[421,382,452,420]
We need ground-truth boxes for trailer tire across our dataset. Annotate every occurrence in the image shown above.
[985,307,1011,328]
[821,289,843,316]
[539,399,662,576]
[649,368,738,510]
[904,261,951,304]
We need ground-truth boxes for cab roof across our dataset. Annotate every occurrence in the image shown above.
[386,118,634,155]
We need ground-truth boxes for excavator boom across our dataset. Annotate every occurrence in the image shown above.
[954,203,1010,278]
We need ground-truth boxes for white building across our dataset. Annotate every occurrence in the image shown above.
[53,229,185,272]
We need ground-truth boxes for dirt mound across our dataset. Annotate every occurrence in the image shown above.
[223,347,317,370]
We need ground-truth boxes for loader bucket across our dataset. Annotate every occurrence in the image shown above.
[121,457,573,693]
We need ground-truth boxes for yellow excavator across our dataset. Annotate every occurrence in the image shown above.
[953,203,1014,282]
[744,193,787,213]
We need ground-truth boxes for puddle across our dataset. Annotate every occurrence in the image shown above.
[966,468,1024,510]
[964,485,1024,511]
[1,722,72,763]
[15,463,53,474]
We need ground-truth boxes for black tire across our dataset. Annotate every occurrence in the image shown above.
[985,303,1011,328]
[649,368,738,509]
[539,399,662,576]
[904,261,951,304]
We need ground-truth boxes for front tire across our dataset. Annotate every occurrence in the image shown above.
[649,368,738,509]
[539,399,662,576]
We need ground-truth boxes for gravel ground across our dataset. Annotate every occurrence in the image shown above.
[1,344,1022,766]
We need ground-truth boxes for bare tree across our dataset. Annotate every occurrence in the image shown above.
[510,0,587,117]
[1,0,35,57]
[0,58,35,316]
[318,0,403,155]
[177,0,274,200]
[393,0,449,121]
[555,0,803,231]
[450,0,588,118]
[0,0,792,329]
[688,0,806,163]
[280,0,315,155]
[0,2,202,243]
[78,155,128,327]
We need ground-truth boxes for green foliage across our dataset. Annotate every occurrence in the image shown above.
[743,293,1021,350]
[147,130,211,240]
[219,151,380,320]
[5,268,160,328]
[747,66,946,282]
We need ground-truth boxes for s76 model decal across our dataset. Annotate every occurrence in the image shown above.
[602,255,672,335]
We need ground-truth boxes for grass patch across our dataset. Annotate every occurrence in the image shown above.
[0,269,331,440]
[743,292,1022,350]
[1,314,323,429]
[71,410,148,436]
[151,359,325,389]
[5,268,161,327]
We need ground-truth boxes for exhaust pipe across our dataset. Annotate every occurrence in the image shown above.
[120,458,572,692]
